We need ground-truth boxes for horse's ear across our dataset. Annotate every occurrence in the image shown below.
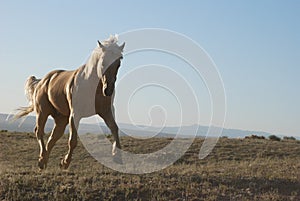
[119,42,125,51]
[98,40,105,49]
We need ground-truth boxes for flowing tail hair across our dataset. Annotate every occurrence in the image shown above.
[13,76,41,120]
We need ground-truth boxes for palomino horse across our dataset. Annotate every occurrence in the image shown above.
[14,35,125,169]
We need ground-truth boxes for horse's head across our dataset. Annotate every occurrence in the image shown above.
[97,35,125,96]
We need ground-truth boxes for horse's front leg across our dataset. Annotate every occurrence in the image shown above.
[60,113,80,169]
[100,111,122,162]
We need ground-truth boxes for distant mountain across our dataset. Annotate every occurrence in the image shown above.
[0,113,110,135]
[0,113,297,139]
[117,123,274,139]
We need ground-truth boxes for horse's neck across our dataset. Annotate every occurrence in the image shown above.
[83,52,102,80]
[82,65,97,80]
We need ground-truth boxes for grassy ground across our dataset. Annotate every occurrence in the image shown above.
[0,131,300,200]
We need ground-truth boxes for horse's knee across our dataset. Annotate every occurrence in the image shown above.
[111,126,119,134]
[51,128,64,141]
[35,126,44,139]
[68,115,79,149]
[47,135,60,147]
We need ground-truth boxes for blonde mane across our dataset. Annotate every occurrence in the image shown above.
[102,34,119,46]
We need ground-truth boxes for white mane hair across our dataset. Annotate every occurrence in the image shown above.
[84,35,123,78]
[102,34,119,46]
[99,34,123,56]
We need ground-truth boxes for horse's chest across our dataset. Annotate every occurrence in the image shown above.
[71,78,99,116]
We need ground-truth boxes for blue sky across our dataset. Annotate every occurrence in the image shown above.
[0,1,299,136]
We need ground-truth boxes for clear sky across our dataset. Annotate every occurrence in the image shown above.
[0,1,299,136]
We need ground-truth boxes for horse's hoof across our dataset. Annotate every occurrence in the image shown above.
[113,153,123,164]
[60,159,69,169]
[38,160,46,170]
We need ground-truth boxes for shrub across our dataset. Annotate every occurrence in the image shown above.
[268,135,281,141]
[245,134,265,140]
[283,136,296,141]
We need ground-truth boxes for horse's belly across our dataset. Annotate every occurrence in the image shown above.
[49,92,70,116]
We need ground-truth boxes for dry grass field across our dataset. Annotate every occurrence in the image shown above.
[0,131,300,200]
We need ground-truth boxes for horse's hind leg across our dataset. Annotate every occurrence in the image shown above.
[35,112,49,170]
[45,114,68,167]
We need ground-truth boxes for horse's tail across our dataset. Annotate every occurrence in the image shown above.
[14,106,34,120]
[14,76,41,120]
